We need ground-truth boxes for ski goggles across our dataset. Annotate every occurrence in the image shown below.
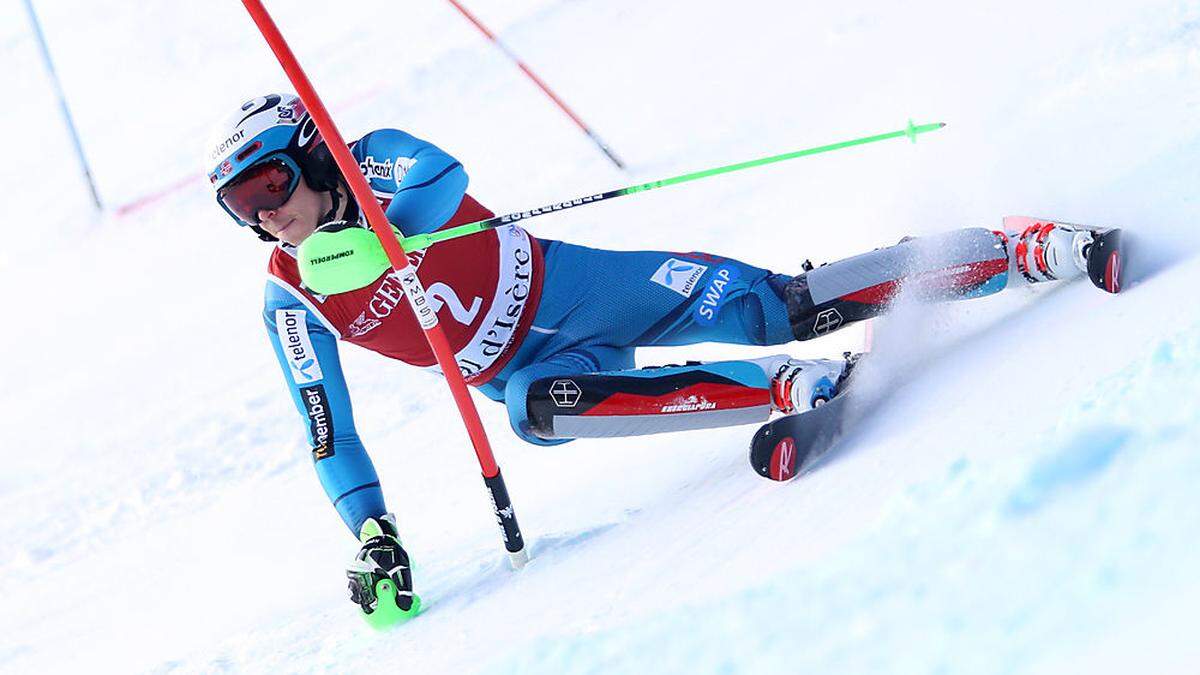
[216,155,302,225]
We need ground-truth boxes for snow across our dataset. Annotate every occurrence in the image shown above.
[3,0,1199,673]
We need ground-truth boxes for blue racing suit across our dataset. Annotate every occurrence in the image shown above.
[262,130,820,534]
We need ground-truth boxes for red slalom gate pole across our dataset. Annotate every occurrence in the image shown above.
[444,0,626,170]
[241,0,528,570]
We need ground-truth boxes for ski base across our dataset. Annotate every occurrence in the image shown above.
[1084,227,1123,294]
[749,391,856,481]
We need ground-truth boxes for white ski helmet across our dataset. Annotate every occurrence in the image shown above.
[205,93,341,241]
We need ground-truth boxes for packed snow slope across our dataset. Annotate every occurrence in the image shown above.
[2,0,1199,673]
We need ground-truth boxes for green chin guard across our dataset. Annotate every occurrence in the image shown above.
[297,221,396,295]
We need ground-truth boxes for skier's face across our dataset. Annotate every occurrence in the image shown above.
[255,178,327,246]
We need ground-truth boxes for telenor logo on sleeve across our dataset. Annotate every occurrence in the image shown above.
[277,309,324,384]
[650,258,708,297]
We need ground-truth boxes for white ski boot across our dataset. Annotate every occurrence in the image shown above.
[1002,216,1125,293]
[757,354,853,414]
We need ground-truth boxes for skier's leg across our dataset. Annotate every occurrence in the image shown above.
[544,230,1009,349]
[503,346,635,445]
[643,259,798,347]
[528,240,798,350]
[531,223,1111,365]
[784,221,1118,340]
[515,353,848,442]
[783,228,1011,340]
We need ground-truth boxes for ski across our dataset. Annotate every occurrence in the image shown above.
[749,382,864,481]
[750,216,1127,482]
[749,350,878,481]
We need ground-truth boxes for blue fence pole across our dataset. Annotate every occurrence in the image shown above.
[21,0,102,210]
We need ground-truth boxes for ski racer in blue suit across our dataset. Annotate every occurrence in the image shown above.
[207,93,1108,621]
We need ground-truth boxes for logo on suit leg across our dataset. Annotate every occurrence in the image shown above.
[549,380,582,408]
[813,308,843,336]
[650,258,709,297]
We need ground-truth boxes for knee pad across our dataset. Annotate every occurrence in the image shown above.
[504,369,575,447]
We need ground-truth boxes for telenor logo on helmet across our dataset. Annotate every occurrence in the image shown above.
[210,129,246,161]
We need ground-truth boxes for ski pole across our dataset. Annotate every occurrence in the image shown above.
[443,0,626,170]
[400,120,945,253]
[242,0,529,571]
[22,0,102,211]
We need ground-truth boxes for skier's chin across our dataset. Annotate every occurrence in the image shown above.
[281,232,308,246]
[277,219,315,246]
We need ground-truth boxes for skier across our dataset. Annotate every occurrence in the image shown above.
[206,93,1122,622]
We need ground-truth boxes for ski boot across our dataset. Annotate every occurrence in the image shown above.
[346,513,421,629]
[1002,216,1125,294]
[766,353,858,414]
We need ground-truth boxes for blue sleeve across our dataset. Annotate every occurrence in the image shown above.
[354,128,469,236]
[264,281,386,536]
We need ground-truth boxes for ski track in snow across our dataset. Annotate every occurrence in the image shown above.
[3,0,1200,673]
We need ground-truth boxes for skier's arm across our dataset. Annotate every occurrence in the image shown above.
[355,128,469,236]
[264,283,387,535]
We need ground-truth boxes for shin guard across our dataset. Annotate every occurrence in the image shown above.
[525,360,773,440]
[786,228,1010,340]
